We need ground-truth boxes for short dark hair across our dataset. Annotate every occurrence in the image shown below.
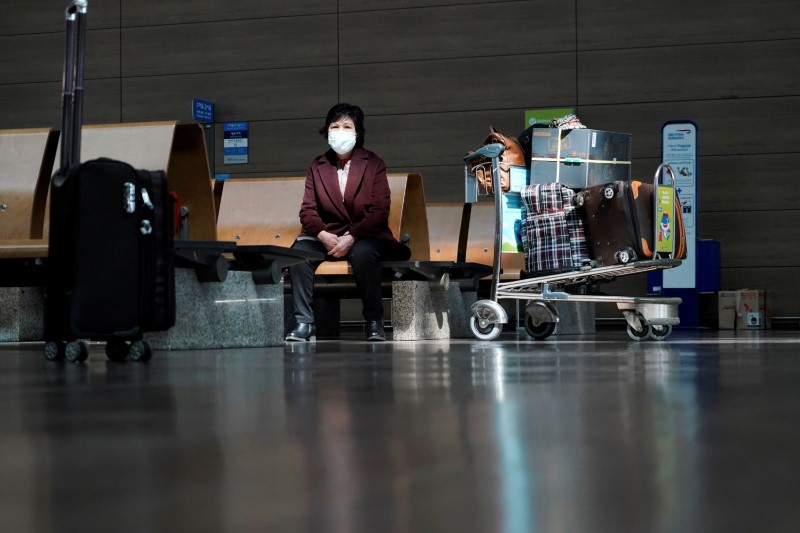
[319,103,365,148]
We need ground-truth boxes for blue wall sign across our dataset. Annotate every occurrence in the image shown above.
[661,121,698,289]
[192,98,214,123]
[223,122,249,165]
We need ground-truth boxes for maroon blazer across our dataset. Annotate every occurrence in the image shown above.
[298,147,397,242]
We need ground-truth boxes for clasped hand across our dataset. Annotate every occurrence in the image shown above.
[318,230,354,259]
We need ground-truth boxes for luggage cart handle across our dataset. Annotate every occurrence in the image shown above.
[653,163,678,259]
[654,162,676,187]
[464,143,504,162]
[66,0,88,17]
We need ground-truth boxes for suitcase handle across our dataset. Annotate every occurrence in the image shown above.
[653,163,678,259]
[59,0,89,170]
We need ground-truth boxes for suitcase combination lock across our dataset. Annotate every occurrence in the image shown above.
[141,188,154,210]
[123,182,136,213]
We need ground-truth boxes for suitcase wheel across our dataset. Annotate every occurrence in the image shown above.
[573,191,587,208]
[44,341,66,362]
[65,341,89,363]
[129,340,153,363]
[602,184,618,199]
[616,247,637,264]
[105,340,130,361]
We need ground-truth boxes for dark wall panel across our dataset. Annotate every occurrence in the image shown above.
[121,16,337,77]
[700,211,799,268]
[579,97,800,158]
[577,0,800,49]
[341,0,519,10]
[579,40,800,105]
[0,29,120,84]
[632,153,797,216]
[121,0,336,26]
[367,110,525,168]
[0,1,120,35]
[341,1,574,64]
[700,154,800,213]
[341,53,576,115]
[397,165,470,203]
[0,79,121,129]
[121,67,338,123]
[212,118,327,176]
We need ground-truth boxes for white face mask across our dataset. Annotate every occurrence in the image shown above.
[328,129,357,155]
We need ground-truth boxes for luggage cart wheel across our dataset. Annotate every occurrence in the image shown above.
[626,323,651,341]
[649,325,672,341]
[524,302,558,340]
[524,315,556,340]
[129,340,153,362]
[105,339,130,361]
[44,341,66,361]
[65,341,89,363]
[470,304,503,341]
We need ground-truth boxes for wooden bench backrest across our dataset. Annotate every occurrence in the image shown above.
[217,173,431,263]
[426,202,469,262]
[54,121,218,240]
[465,202,524,279]
[0,128,58,240]
[217,176,307,247]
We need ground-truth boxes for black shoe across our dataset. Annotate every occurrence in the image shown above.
[365,320,386,342]
[285,323,316,342]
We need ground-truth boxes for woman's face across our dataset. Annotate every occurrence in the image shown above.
[328,116,356,135]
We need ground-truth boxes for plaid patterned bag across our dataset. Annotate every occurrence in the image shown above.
[520,183,589,273]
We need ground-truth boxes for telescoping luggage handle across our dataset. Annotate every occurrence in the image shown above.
[59,0,88,171]
[653,163,678,258]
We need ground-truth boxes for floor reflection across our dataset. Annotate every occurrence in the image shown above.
[0,331,798,532]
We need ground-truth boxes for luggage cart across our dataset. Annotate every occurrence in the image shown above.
[464,143,683,342]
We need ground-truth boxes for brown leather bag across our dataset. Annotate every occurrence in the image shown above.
[470,126,526,193]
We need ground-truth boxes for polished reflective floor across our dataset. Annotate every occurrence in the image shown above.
[1,328,799,533]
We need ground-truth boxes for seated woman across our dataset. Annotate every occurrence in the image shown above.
[285,103,411,342]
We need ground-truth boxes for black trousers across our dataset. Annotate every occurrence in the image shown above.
[288,237,411,324]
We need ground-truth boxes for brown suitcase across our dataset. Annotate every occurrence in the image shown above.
[577,180,686,266]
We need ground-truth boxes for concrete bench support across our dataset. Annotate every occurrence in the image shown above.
[391,280,477,340]
[552,301,596,335]
[145,269,284,349]
[0,287,44,342]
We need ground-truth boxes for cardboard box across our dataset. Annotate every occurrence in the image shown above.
[530,129,632,189]
[718,290,772,330]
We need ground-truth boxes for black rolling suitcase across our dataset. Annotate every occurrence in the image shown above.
[44,1,175,363]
